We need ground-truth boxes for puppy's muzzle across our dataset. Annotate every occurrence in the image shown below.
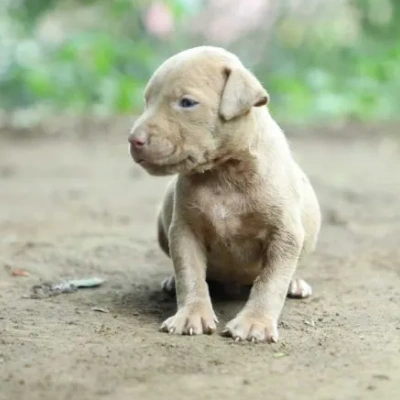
[128,127,177,168]
[128,130,149,161]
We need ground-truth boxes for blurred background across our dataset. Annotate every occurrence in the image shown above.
[2,2,400,398]
[1,0,400,128]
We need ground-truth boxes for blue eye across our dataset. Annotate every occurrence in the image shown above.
[179,98,198,108]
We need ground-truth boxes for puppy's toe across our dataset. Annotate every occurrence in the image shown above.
[287,278,312,299]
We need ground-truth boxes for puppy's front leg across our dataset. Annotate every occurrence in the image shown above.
[224,225,304,342]
[160,222,218,335]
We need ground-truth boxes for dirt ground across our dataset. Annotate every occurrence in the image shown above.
[0,124,399,400]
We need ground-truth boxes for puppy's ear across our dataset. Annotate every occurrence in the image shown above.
[219,67,269,121]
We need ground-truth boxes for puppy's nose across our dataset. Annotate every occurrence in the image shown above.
[128,131,148,149]
[132,137,146,148]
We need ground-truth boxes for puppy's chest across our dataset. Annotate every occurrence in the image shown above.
[187,187,267,240]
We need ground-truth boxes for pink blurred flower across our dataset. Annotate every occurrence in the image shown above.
[144,2,175,39]
[189,0,274,44]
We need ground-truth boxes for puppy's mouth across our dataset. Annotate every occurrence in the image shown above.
[135,154,188,167]
[137,159,152,167]
[135,154,194,175]
[136,154,188,168]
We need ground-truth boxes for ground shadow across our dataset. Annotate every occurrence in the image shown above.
[109,280,251,325]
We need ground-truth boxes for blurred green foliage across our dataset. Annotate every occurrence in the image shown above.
[1,0,400,124]
[261,0,400,123]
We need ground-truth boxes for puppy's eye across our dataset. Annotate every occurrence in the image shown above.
[179,98,199,108]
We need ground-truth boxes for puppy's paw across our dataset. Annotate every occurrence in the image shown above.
[161,276,176,295]
[160,303,218,336]
[287,278,312,299]
[223,312,278,343]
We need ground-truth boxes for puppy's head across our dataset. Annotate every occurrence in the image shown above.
[129,46,268,176]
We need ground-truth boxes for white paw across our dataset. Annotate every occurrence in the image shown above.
[161,276,175,294]
[223,312,278,343]
[160,303,218,335]
[287,278,312,299]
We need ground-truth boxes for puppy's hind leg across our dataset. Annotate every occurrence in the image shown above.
[157,213,170,257]
[158,215,178,296]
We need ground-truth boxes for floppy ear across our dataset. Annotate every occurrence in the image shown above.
[219,67,269,121]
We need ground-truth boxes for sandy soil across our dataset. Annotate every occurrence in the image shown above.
[0,126,399,400]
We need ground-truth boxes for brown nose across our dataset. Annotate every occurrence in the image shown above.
[128,131,148,149]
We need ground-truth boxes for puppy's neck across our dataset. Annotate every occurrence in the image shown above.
[185,110,283,188]
[187,152,259,190]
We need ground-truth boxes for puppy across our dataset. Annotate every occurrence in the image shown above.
[128,46,321,342]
